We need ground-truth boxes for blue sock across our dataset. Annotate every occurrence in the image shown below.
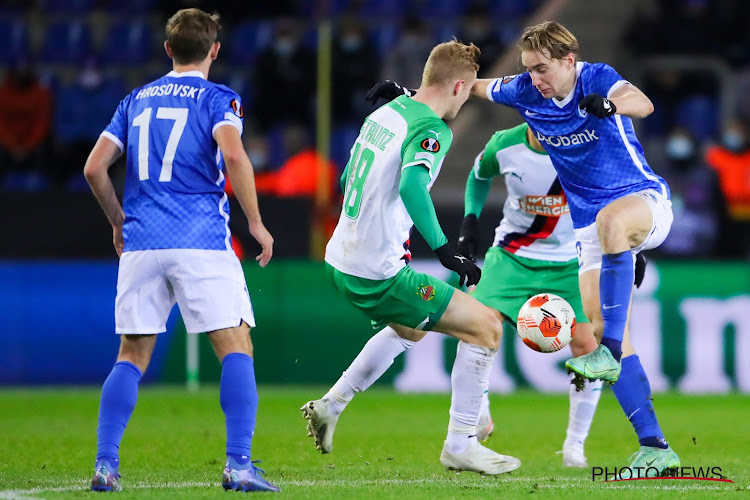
[221,353,257,465]
[96,361,142,464]
[599,251,633,361]
[612,355,667,449]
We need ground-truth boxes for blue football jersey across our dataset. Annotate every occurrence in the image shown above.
[102,70,244,251]
[486,62,670,228]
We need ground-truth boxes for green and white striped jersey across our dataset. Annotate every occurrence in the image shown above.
[326,96,453,280]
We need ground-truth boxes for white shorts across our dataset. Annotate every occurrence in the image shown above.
[574,189,673,275]
[115,249,255,334]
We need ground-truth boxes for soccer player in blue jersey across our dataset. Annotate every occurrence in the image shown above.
[467,21,679,477]
[83,9,278,492]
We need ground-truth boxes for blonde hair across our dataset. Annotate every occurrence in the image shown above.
[165,8,221,65]
[517,21,579,60]
[422,40,480,86]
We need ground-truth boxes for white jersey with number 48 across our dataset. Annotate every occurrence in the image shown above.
[326,96,453,280]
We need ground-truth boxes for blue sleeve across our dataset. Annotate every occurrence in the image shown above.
[101,93,131,151]
[487,74,525,106]
[210,86,244,137]
[584,63,629,98]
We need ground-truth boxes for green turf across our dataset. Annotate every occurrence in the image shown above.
[0,387,747,498]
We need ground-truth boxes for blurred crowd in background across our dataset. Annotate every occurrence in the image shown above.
[1,0,749,258]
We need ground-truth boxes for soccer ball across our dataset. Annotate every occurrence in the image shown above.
[516,293,576,353]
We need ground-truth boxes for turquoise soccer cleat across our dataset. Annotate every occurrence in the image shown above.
[90,459,122,492]
[222,457,280,492]
[565,344,621,384]
[619,445,680,478]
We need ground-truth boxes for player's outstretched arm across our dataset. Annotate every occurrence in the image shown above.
[584,83,654,120]
[470,79,494,100]
[608,83,654,119]
[215,125,273,267]
[83,137,125,256]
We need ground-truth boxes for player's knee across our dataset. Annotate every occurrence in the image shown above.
[480,308,503,350]
[595,209,625,243]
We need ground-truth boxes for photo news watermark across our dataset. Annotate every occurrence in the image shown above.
[592,466,734,483]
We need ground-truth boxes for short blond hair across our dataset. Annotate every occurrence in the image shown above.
[422,40,480,86]
[517,21,579,60]
[165,8,221,65]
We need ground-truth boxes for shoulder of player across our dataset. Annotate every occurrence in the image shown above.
[579,61,617,79]
[408,117,452,140]
[486,123,528,154]
[203,81,240,100]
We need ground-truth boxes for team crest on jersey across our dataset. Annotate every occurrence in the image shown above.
[421,137,440,152]
[417,284,436,301]
[502,74,518,84]
[230,99,244,118]
[577,105,588,118]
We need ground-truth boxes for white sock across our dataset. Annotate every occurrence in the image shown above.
[446,341,498,454]
[480,388,490,416]
[564,376,603,448]
[324,326,414,415]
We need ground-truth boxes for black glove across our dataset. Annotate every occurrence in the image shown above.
[457,214,479,261]
[365,80,414,106]
[435,243,481,287]
[579,93,617,119]
[634,252,647,288]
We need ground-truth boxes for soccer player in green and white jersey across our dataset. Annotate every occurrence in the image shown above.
[301,41,521,476]
[304,117,650,468]
[458,122,602,467]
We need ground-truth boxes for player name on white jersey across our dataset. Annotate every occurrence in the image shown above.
[134,83,208,101]
[535,129,599,148]
[360,118,396,151]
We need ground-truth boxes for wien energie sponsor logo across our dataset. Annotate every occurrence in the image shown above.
[535,129,599,147]
[520,194,570,216]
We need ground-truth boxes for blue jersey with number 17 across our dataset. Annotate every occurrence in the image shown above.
[486,61,670,229]
[102,70,244,251]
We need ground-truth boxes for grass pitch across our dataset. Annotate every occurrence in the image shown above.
[0,387,747,498]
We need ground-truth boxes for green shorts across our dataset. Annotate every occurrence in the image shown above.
[470,247,588,324]
[326,263,454,331]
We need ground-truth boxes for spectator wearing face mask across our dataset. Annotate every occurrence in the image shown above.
[253,18,316,131]
[706,118,750,219]
[381,16,433,90]
[331,15,379,127]
[0,59,53,185]
[705,118,750,256]
[658,127,728,257]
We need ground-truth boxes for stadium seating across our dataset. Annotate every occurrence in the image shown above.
[675,95,719,141]
[103,0,155,14]
[331,125,360,172]
[103,19,154,65]
[39,20,92,63]
[0,17,28,64]
[227,21,272,65]
[39,0,94,14]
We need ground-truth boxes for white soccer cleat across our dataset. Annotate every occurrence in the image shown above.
[300,399,339,454]
[440,441,521,475]
[476,410,494,442]
[559,441,588,467]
